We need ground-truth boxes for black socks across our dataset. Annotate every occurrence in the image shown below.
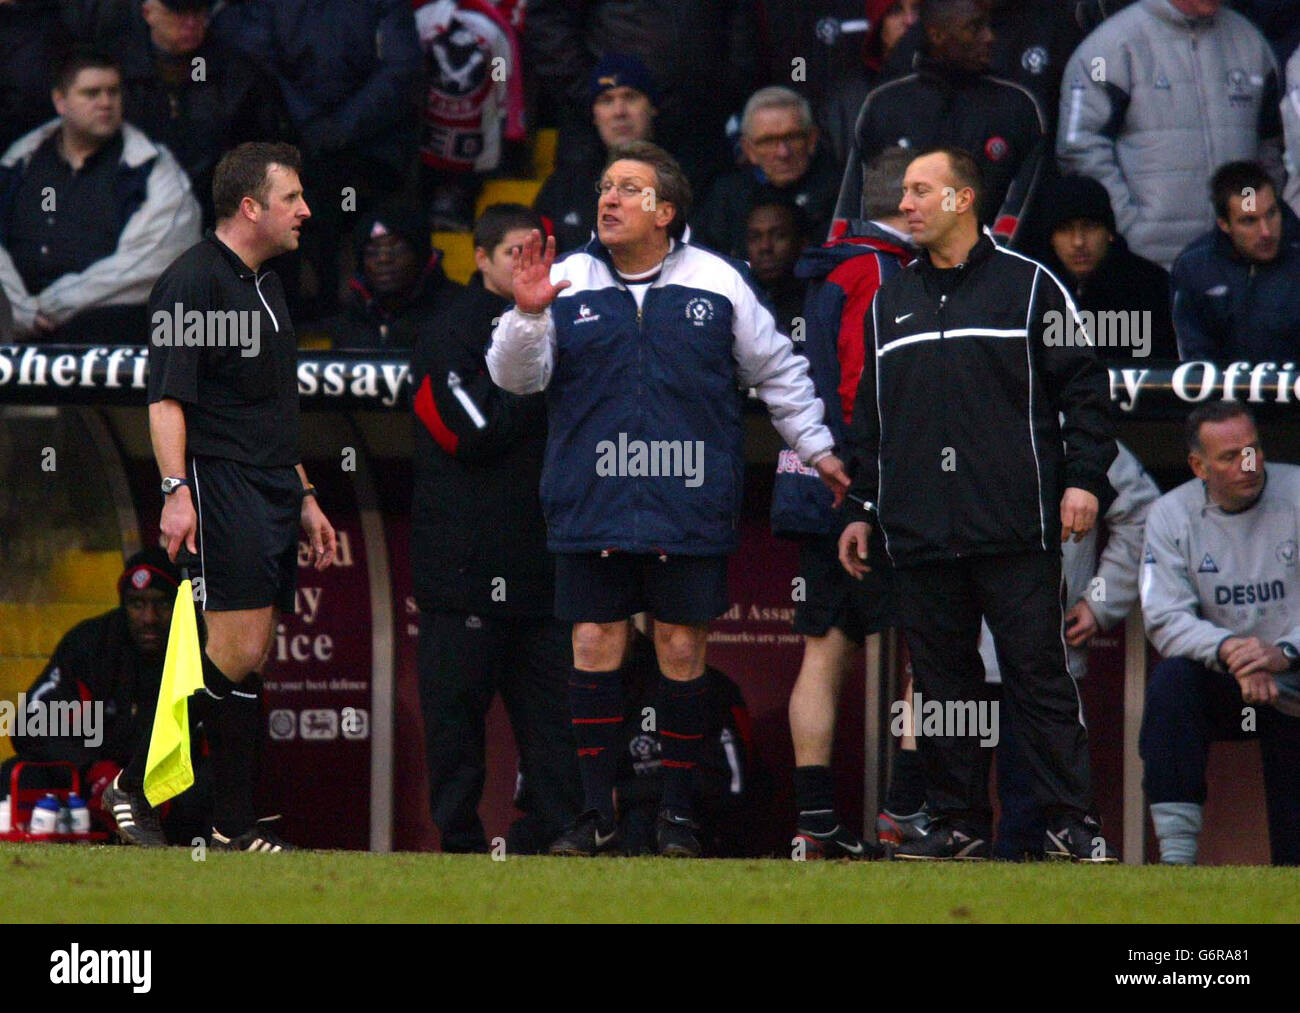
[569,666,624,824]
[794,764,837,834]
[657,672,706,815]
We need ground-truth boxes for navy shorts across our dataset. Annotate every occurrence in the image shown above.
[191,456,299,613]
[554,551,730,625]
[792,533,896,642]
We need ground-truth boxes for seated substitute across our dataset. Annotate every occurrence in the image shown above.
[614,625,758,857]
[3,547,211,843]
[1139,401,1300,866]
[0,48,200,342]
[1171,160,1300,365]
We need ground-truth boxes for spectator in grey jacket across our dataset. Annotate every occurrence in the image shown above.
[0,49,200,341]
[1058,0,1284,269]
[1171,160,1300,363]
[1282,43,1300,217]
[1139,401,1300,865]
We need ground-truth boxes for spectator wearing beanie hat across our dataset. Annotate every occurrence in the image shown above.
[535,54,660,253]
[324,204,464,350]
[1040,174,1176,361]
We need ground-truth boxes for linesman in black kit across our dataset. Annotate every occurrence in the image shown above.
[105,142,336,853]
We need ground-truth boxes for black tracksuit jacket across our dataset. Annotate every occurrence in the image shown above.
[410,275,553,616]
[846,233,1116,568]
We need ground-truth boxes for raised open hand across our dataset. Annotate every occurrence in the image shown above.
[511,229,570,314]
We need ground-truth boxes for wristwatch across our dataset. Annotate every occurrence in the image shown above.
[160,476,189,496]
[1279,642,1300,671]
[300,484,318,502]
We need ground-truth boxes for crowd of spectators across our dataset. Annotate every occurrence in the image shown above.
[2,0,1299,361]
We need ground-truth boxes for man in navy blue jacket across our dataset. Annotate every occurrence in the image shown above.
[1172,160,1300,365]
[489,140,848,857]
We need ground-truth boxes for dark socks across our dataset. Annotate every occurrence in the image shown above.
[118,660,217,795]
[657,672,706,816]
[886,747,926,815]
[793,764,837,834]
[203,652,261,839]
[569,666,624,824]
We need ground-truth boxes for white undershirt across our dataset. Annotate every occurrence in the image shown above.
[615,245,671,311]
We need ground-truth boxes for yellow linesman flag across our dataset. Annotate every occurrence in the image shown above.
[143,575,204,806]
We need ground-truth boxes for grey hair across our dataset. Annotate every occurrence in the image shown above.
[740,86,813,138]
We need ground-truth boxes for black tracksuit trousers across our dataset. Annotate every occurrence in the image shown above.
[896,550,1093,828]
[417,610,581,854]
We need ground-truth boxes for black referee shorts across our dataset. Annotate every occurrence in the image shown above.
[554,551,729,625]
[191,456,299,613]
[792,533,896,643]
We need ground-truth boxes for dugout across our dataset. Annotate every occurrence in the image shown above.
[0,349,1294,862]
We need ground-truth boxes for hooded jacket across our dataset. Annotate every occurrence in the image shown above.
[328,252,463,350]
[1057,0,1283,269]
[0,119,200,333]
[487,235,833,556]
[831,58,1046,246]
[772,219,913,537]
[1170,202,1300,364]
[846,231,1117,567]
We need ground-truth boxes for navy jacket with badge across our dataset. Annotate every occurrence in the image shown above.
[487,236,834,556]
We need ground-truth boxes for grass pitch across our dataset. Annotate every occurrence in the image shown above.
[2,843,1296,923]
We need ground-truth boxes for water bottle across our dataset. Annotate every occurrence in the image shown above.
[67,794,91,834]
[29,794,60,835]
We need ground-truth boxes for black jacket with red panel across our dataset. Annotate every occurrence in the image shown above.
[771,219,913,538]
[830,58,1046,247]
[12,609,161,767]
[410,274,554,616]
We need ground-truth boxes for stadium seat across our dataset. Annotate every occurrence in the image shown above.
[532,128,558,179]
[475,179,543,221]
[434,231,477,285]
[47,550,122,603]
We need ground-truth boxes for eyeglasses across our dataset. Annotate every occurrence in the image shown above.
[596,181,649,199]
[749,131,810,152]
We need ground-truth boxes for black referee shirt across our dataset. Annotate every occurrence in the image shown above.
[146,231,300,467]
